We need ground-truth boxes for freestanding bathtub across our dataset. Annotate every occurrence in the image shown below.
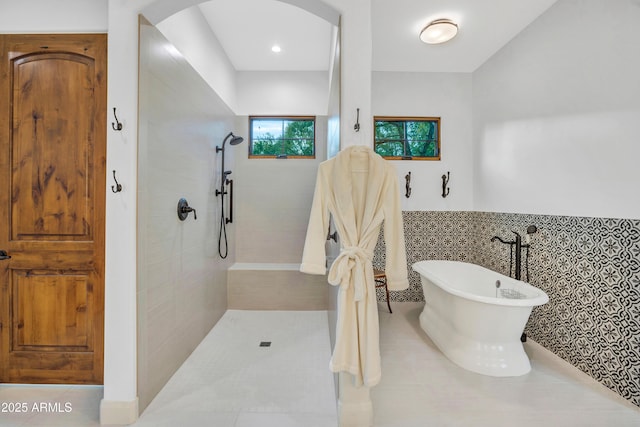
[412,260,549,377]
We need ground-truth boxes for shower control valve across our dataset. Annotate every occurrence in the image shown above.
[177,198,197,221]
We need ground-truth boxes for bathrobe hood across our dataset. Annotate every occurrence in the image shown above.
[300,145,409,387]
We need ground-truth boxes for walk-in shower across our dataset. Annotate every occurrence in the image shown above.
[216,132,244,258]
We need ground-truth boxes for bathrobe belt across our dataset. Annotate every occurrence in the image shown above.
[328,246,374,302]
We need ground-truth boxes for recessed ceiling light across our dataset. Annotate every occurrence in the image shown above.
[420,19,458,44]
[271,45,281,53]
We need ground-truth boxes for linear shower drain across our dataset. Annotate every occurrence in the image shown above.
[259,341,271,347]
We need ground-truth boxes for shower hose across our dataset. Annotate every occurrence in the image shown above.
[218,184,229,259]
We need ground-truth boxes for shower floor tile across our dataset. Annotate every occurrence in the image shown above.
[133,310,337,426]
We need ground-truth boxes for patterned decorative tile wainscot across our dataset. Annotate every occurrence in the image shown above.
[374,211,640,408]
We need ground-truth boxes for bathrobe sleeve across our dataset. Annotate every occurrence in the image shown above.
[300,164,330,275]
[382,167,409,291]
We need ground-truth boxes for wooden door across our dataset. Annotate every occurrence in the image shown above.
[0,34,106,384]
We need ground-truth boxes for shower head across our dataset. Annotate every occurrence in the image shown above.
[223,132,244,147]
[216,132,244,152]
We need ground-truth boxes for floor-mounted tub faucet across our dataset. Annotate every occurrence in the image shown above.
[512,231,523,280]
[491,226,538,343]
[490,227,536,281]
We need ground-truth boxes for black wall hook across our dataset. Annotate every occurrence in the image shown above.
[441,171,450,198]
[405,171,412,198]
[354,108,360,132]
[111,170,122,193]
[111,107,123,131]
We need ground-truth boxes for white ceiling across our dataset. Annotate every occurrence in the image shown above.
[199,0,334,71]
[372,0,559,72]
[198,0,559,73]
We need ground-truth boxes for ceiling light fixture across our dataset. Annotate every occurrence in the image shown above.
[420,19,458,44]
[271,45,281,53]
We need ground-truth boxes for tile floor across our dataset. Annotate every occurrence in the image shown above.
[373,303,640,427]
[0,384,102,426]
[1,304,640,427]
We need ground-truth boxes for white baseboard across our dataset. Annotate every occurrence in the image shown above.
[100,397,139,425]
[337,372,373,427]
[338,399,373,427]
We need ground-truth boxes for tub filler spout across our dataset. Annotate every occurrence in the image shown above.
[490,229,534,281]
[490,235,510,244]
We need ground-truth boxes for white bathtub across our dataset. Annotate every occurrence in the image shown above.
[412,260,549,377]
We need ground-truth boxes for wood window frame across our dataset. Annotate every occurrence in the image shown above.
[373,116,441,160]
[249,115,316,159]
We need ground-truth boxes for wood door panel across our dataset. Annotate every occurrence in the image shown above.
[4,247,95,266]
[8,353,95,381]
[11,53,94,241]
[12,270,91,350]
[1,34,106,384]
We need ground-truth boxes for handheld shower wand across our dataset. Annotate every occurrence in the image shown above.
[216,132,244,259]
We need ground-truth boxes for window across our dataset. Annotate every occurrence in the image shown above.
[249,116,315,158]
[374,116,440,160]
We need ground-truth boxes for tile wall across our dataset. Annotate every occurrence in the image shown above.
[137,22,233,411]
[374,211,640,407]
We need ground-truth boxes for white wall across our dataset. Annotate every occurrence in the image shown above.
[236,71,329,116]
[137,21,234,411]
[156,5,238,112]
[372,72,474,211]
[472,0,640,219]
[336,0,373,150]
[102,3,142,420]
[0,0,107,32]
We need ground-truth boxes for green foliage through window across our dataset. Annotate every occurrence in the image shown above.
[374,117,440,160]
[250,116,315,158]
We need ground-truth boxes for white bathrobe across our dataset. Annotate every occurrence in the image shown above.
[300,145,409,387]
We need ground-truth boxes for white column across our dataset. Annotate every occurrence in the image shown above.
[326,0,372,149]
[323,1,375,425]
[101,0,152,423]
